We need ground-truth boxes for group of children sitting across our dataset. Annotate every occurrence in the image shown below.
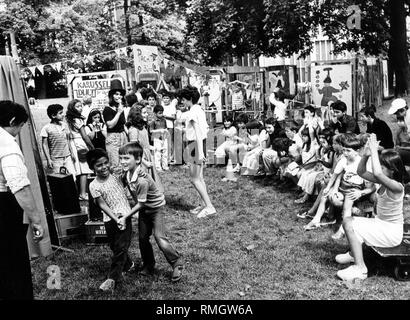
[214,99,407,282]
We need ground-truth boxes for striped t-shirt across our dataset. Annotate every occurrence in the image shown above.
[40,122,71,159]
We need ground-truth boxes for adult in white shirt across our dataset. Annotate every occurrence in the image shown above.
[178,85,216,218]
[0,100,44,300]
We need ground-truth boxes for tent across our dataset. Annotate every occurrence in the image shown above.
[0,56,52,258]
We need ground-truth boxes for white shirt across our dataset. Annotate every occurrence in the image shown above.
[184,104,209,141]
[272,100,286,121]
[162,101,177,129]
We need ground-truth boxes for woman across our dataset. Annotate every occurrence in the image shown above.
[103,79,128,174]
[177,85,216,218]
[0,100,44,300]
[66,99,94,200]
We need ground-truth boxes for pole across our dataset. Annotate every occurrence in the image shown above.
[124,0,132,45]
[9,32,19,65]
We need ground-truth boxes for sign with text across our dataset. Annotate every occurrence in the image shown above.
[133,45,160,77]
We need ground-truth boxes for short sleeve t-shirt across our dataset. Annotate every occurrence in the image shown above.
[222,126,238,142]
[185,104,209,141]
[335,156,365,189]
[103,106,126,133]
[89,174,131,222]
[162,102,177,128]
[125,167,165,209]
[272,101,287,121]
[40,122,71,158]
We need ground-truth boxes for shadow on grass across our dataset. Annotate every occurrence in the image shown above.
[165,195,193,211]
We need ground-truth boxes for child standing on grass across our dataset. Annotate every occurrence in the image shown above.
[118,142,184,282]
[87,148,135,292]
[40,104,76,178]
[149,105,170,172]
[178,85,216,218]
[335,134,406,281]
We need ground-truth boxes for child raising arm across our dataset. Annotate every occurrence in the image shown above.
[335,133,406,281]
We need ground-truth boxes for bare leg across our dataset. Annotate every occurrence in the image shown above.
[189,163,214,209]
[342,217,366,269]
[79,174,87,198]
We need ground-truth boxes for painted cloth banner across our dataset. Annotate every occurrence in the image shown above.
[311,63,353,115]
[133,45,160,76]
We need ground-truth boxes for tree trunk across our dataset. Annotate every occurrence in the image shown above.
[388,0,410,96]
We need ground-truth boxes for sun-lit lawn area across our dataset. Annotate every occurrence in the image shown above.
[31,164,410,300]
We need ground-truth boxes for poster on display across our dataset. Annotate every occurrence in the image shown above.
[266,66,296,95]
[133,45,160,77]
[311,63,353,115]
[70,71,127,112]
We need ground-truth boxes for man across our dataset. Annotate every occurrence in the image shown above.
[359,105,394,149]
[329,100,360,134]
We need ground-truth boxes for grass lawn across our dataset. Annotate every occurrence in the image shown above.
[30,98,410,300]
[32,165,410,300]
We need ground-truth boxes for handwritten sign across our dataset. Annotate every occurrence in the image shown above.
[133,45,160,76]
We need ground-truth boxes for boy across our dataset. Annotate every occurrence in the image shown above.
[329,100,360,134]
[149,105,169,171]
[118,142,184,282]
[161,91,176,165]
[87,149,135,292]
[40,104,76,177]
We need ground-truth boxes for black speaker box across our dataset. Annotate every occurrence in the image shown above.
[47,171,80,214]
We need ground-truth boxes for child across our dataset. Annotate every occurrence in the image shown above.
[40,104,76,178]
[259,117,287,176]
[66,99,95,200]
[149,105,169,171]
[241,123,269,176]
[296,128,333,204]
[335,134,406,281]
[161,91,177,165]
[87,148,135,292]
[85,109,107,150]
[127,104,164,193]
[270,89,287,124]
[118,142,184,282]
[215,115,238,168]
[326,134,375,239]
[178,85,216,218]
[228,113,251,170]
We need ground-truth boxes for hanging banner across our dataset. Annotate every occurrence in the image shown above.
[311,62,353,115]
[133,44,160,76]
[37,65,44,75]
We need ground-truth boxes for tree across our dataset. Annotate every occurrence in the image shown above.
[187,0,410,95]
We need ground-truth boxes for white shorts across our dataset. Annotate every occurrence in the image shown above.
[351,217,403,248]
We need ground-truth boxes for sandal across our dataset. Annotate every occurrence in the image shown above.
[295,197,307,204]
[79,194,88,201]
[171,265,184,283]
[304,221,321,231]
[296,211,313,219]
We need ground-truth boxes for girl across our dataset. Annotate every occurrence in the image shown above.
[178,85,216,218]
[86,109,107,150]
[228,113,251,171]
[301,132,343,229]
[66,99,94,200]
[296,128,334,204]
[126,104,163,193]
[215,115,238,169]
[335,134,406,281]
[283,123,318,192]
[103,80,128,174]
[241,123,269,176]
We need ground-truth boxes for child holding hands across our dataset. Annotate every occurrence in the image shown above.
[335,134,406,281]
[118,142,184,282]
[87,149,135,292]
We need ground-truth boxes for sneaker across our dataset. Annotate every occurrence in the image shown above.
[171,265,184,283]
[189,205,203,214]
[335,252,355,265]
[197,207,217,218]
[336,265,367,281]
[99,278,115,292]
[233,164,241,173]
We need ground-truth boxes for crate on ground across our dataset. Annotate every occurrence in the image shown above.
[54,212,88,240]
[85,220,109,245]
